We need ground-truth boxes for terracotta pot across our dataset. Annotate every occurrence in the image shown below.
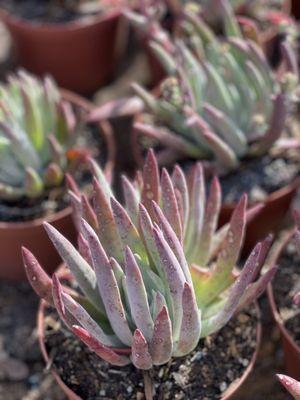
[37,278,262,400]
[0,8,127,95]
[267,230,300,380]
[219,177,300,258]
[0,93,115,281]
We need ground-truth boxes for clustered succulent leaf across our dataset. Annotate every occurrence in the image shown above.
[131,0,298,170]
[23,150,275,370]
[0,70,82,201]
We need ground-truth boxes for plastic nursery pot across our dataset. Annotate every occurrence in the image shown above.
[219,177,300,258]
[267,230,300,380]
[0,8,126,95]
[37,268,262,400]
[0,92,115,281]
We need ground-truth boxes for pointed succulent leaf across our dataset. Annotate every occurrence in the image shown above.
[185,163,205,257]
[89,158,112,200]
[24,167,43,198]
[62,292,119,347]
[161,168,183,242]
[52,274,77,328]
[122,175,140,226]
[72,326,130,367]
[141,149,160,218]
[93,177,123,262]
[131,329,153,370]
[22,247,53,304]
[175,283,201,356]
[201,242,261,337]
[200,194,247,305]
[151,291,167,320]
[111,197,143,256]
[88,97,144,122]
[277,375,300,400]
[149,306,173,365]
[237,266,277,312]
[81,194,98,231]
[44,222,101,308]
[124,246,154,341]
[152,201,192,285]
[80,219,132,346]
[153,226,186,339]
[196,176,221,265]
[172,165,189,230]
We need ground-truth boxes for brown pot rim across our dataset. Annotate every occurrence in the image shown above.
[267,228,300,357]
[0,7,121,32]
[0,90,115,230]
[37,268,262,400]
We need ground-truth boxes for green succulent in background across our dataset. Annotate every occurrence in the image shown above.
[128,0,299,170]
[167,0,287,16]
[0,70,84,201]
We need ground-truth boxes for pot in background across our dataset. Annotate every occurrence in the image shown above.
[0,8,127,95]
[267,230,300,380]
[0,92,115,281]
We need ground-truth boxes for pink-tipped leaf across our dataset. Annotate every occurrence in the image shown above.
[149,306,173,365]
[141,149,160,219]
[92,177,123,262]
[72,325,130,367]
[110,197,143,256]
[22,247,53,304]
[152,200,192,285]
[122,175,140,226]
[80,219,132,346]
[131,329,153,370]
[277,374,300,400]
[175,282,201,356]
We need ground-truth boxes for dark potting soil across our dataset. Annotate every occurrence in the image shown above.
[273,238,300,347]
[0,0,102,23]
[44,306,258,400]
[219,155,299,204]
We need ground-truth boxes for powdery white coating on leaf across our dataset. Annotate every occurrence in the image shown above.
[131,329,153,370]
[149,306,173,365]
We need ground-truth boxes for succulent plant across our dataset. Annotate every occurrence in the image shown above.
[166,0,287,18]
[23,150,275,371]
[277,374,300,399]
[128,0,299,169]
[0,70,87,201]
